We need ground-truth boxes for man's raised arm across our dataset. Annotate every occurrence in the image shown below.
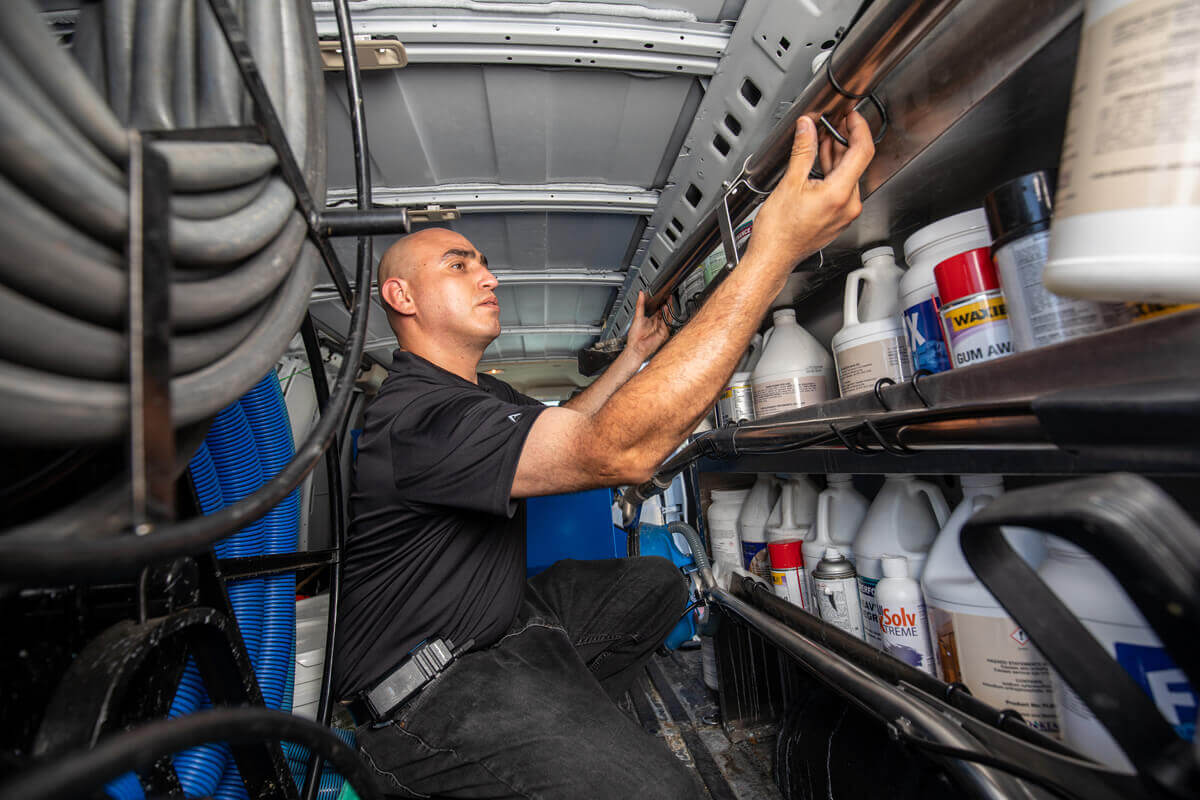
[512,112,875,498]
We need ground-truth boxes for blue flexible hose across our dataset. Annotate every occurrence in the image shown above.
[108,372,305,800]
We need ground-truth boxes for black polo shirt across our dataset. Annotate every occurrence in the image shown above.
[335,350,546,697]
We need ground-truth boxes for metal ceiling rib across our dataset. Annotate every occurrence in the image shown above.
[326,183,658,214]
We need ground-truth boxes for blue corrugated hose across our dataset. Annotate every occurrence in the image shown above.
[104,371,344,800]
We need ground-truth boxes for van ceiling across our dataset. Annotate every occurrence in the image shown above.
[305,0,848,398]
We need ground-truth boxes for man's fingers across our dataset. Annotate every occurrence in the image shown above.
[826,110,875,191]
[819,133,835,176]
[780,116,819,187]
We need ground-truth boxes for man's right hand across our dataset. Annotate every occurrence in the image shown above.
[744,110,875,272]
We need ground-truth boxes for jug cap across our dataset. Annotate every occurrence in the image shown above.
[772,308,797,325]
[861,245,895,265]
[827,473,852,484]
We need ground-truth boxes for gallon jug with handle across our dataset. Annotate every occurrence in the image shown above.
[737,474,779,579]
[750,309,833,419]
[853,475,950,648]
[1040,536,1198,772]
[802,475,868,613]
[832,247,911,397]
[922,476,1060,738]
[765,478,813,609]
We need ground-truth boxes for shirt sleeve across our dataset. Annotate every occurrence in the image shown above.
[388,382,547,518]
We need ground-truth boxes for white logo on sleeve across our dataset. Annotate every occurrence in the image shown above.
[507,413,522,423]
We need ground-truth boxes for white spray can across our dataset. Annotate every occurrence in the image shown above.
[876,556,936,675]
[812,548,866,641]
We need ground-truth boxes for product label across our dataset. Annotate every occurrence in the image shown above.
[742,540,770,579]
[930,606,1061,737]
[834,335,912,396]
[879,599,936,675]
[902,297,952,374]
[858,576,882,647]
[709,526,743,573]
[752,374,829,418]
[996,231,1120,348]
[1055,0,1200,220]
[771,568,806,608]
[1129,301,1200,321]
[717,382,754,426]
[940,290,1015,367]
[815,576,865,640]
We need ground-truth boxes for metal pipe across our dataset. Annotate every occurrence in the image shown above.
[645,0,962,314]
[707,583,1025,800]
[319,207,411,238]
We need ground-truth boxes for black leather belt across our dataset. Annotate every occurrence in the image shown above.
[343,637,472,724]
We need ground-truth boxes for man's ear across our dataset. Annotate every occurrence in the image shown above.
[380,277,417,316]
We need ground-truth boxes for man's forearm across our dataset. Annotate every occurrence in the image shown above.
[561,345,646,415]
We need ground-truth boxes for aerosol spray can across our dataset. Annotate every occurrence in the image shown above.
[812,547,866,641]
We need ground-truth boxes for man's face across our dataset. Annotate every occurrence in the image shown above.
[396,230,501,347]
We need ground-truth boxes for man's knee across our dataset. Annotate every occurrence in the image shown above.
[636,555,690,611]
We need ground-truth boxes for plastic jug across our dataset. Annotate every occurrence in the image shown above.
[921,476,1059,738]
[1040,536,1198,772]
[750,309,834,419]
[853,245,905,321]
[737,474,779,579]
[832,247,911,397]
[765,476,816,609]
[705,488,749,574]
[803,475,868,613]
[853,475,950,648]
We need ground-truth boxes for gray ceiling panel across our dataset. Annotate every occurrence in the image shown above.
[413,213,638,269]
[326,67,699,188]
[497,283,614,327]
[484,333,598,363]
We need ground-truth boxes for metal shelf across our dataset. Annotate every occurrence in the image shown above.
[698,308,1200,476]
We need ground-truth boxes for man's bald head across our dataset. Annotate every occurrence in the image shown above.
[379,227,465,286]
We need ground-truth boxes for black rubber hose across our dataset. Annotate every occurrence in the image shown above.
[0,0,367,583]
[0,175,304,331]
[171,173,270,220]
[0,284,268,381]
[0,0,277,187]
[0,708,382,800]
[103,0,136,126]
[174,0,197,130]
[130,0,180,130]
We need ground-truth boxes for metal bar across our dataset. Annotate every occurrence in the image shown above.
[312,13,730,59]
[319,207,410,238]
[489,270,627,287]
[302,0,369,793]
[644,0,963,316]
[217,549,338,580]
[396,43,717,74]
[706,584,1027,800]
[205,0,354,310]
[326,184,658,215]
[127,131,176,535]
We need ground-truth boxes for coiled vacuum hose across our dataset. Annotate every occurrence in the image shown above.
[106,372,349,800]
[0,0,325,446]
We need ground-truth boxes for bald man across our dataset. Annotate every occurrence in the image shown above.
[338,113,874,799]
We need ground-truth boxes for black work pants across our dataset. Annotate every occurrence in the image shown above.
[353,556,696,799]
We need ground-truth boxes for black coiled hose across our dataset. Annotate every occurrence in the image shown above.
[0,0,324,446]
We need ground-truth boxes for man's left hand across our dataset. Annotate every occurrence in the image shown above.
[626,290,669,361]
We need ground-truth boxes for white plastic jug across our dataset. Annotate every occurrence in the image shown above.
[832,248,911,397]
[765,477,815,608]
[921,476,1059,738]
[803,475,868,612]
[1040,536,1198,772]
[750,309,834,419]
[737,474,779,579]
[853,246,905,321]
[854,475,950,648]
[705,488,749,574]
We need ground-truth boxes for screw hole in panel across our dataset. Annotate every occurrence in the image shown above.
[684,184,703,208]
[740,78,762,107]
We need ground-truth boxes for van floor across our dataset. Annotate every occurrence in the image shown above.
[621,647,782,800]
